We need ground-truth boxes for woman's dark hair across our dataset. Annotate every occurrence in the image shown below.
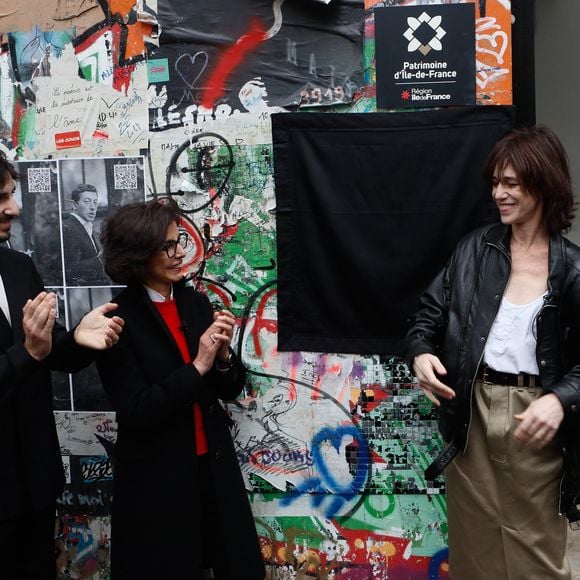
[100,199,180,285]
[484,125,575,233]
[0,151,20,188]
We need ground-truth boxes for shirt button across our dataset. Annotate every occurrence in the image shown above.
[494,294,500,300]
[540,360,547,367]
[480,336,485,342]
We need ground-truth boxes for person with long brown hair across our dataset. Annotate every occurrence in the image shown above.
[405,126,579,578]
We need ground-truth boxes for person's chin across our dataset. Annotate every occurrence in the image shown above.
[499,214,514,225]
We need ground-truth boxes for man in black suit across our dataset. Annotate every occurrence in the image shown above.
[0,155,123,578]
[62,183,108,285]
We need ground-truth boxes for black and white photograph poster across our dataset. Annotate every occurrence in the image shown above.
[59,157,146,287]
[375,3,476,109]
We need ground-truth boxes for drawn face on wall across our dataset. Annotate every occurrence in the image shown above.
[73,190,98,223]
[262,385,296,418]
[0,176,20,242]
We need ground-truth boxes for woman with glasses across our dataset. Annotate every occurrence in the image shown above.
[96,200,265,580]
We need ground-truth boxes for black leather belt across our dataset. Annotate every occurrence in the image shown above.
[477,365,541,387]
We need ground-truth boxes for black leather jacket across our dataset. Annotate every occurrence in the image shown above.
[404,223,580,521]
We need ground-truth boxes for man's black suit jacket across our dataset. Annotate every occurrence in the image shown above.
[0,247,93,520]
[62,215,108,285]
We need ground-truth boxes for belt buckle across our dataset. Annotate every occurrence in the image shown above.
[482,365,489,383]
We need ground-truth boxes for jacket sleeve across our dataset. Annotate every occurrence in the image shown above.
[45,327,96,373]
[206,348,247,401]
[403,256,453,370]
[543,276,580,418]
[196,292,247,402]
[3,323,94,386]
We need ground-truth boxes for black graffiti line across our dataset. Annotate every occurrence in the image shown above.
[253,258,276,271]
[165,133,235,214]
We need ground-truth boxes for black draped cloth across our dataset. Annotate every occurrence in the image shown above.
[273,106,514,355]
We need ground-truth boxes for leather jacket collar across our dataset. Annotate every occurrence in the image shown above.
[483,223,566,303]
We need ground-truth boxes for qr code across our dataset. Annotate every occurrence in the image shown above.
[27,167,52,193]
[113,164,138,190]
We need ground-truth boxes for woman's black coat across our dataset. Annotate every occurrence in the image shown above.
[96,281,264,579]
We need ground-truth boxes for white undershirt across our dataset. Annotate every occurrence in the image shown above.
[483,293,546,375]
[145,285,173,303]
[0,273,11,326]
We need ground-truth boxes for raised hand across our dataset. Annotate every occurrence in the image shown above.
[212,310,236,363]
[193,310,236,375]
[73,303,124,350]
[23,292,56,361]
[412,353,455,406]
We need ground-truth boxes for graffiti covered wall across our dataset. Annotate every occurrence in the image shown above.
[0,0,512,577]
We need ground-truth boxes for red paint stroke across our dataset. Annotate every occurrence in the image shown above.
[328,363,341,375]
[252,288,277,357]
[312,361,342,401]
[178,216,204,273]
[370,449,387,464]
[201,19,268,109]
[74,23,136,94]
[109,23,136,92]
[12,99,23,149]
[207,283,232,309]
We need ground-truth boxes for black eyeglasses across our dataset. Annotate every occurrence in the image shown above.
[161,231,189,258]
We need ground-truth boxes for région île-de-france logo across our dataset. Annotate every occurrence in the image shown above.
[403,12,446,56]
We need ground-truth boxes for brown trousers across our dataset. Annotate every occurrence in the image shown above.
[446,380,571,580]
